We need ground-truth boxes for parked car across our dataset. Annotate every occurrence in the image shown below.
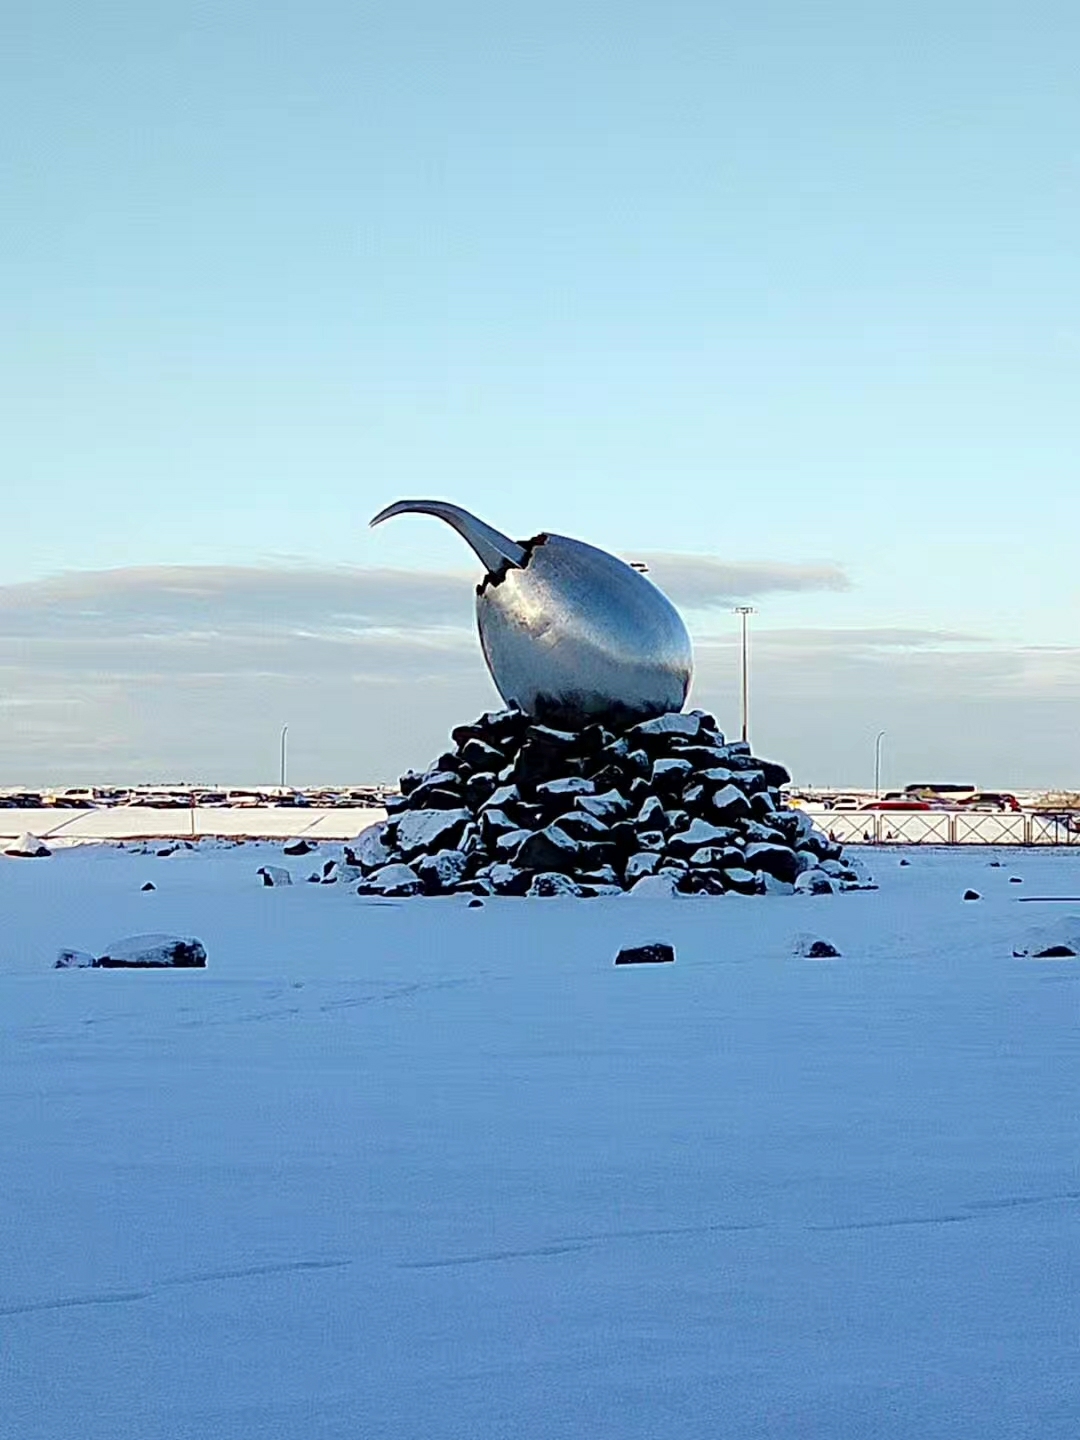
[903,784,976,801]
[860,800,932,811]
[958,792,1021,812]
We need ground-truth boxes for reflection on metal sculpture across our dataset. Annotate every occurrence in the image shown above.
[370,499,693,727]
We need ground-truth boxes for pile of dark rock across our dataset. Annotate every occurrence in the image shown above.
[350,706,861,899]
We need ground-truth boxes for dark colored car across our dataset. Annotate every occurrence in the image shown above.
[959,793,1021,812]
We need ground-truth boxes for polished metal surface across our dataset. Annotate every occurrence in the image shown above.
[477,533,691,726]
[370,499,693,726]
[369,499,526,574]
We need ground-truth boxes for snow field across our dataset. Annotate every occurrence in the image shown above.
[1,842,1078,1439]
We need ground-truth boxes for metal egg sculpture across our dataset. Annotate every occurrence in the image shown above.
[370,499,693,728]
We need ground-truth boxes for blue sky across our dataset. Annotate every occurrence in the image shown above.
[2,1,1077,785]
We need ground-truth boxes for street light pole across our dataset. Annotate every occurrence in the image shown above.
[733,607,756,744]
[280,724,289,789]
[874,730,886,798]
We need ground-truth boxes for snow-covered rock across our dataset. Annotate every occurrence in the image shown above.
[624,851,661,882]
[667,818,737,857]
[416,848,469,893]
[394,808,470,859]
[651,757,693,792]
[1011,915,1080,958]
[358,863,424,897]
[516,824,585,873]
[575,789,630,823]
[536,776,595,800]
[346,823,393,873]
[5,832,51,858]
[527,872,583,897]
[710,785,753,823]
[792,933,841,958]
[55,947,95,969]
[257,865,292,887]
[761,873,796,895]
[794,868,835,895]
[635,795,667,831]
[614,941,676,964]
[744,841,800,884]
[626,872,679,898]
[482,863,532,895]
[96,934,207,968]
[494,827,532,860]
[629,712,702,741]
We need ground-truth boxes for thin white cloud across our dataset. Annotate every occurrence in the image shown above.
[695,627,987,652]
[639,555,850,607]
[0,565,477,638]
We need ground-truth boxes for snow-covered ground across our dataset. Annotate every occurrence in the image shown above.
[2,842,1078,1439]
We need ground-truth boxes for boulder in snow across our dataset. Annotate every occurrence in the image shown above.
[794,869,835,895]
[358,863,424,897]
[575,789,630,823]
[516,824,585,873]
[1011,916,1080,959]
[345,824,393,873]
[667,818,737,858]
[628,712,702,743]
[5,832,51,858]
[394,808,470,860]
[417,848,470,893]
[744,841,800,884]
[626,872,679,898]
[710,785,753,824]
[615,942,676,965]
[96,934,207,968]
[792,934,840,959]
[55,948,95,969]
[720,866,759,895]
[258,865,293,887]
[624,851,661,882]
[527,872,583,897]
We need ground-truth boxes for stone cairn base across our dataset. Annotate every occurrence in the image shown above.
[350,707,855,898]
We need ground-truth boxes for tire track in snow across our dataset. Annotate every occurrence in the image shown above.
[0,1258,351,1318]
[400,1192,1080,1268]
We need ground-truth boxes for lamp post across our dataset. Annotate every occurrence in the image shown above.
[280,725,289,789]
[733,606,756,744]
[874,730,886,798]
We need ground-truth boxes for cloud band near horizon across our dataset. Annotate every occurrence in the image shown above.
[0,562,1077,788]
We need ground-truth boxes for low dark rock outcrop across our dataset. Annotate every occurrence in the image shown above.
[615,942,676,965]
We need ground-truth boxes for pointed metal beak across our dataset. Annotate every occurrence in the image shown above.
[369,499,527,575]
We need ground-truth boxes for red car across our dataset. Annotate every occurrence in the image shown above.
[859,799,932,811]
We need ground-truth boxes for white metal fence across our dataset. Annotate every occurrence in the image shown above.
[3,803,1078,849]
[805,808,1080,846]
[0,805,386,844]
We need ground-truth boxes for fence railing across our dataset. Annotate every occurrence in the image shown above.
[804,808,1080,846]
[3,802,1078,849]
[0,805,386,844]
